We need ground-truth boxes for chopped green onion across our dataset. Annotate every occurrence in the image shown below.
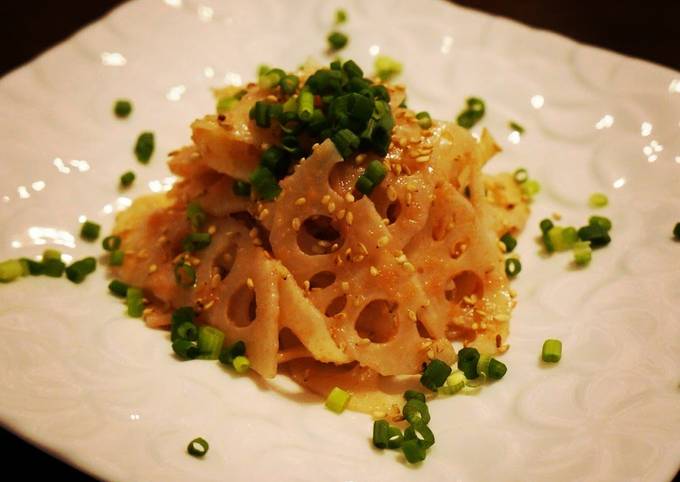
[487,358,507,379]
[364,160,387,185]
[134,132,154,163]
[403,390,426,403]
[108,279,129,297]
[539,218,554,234]
[588,192,608,208]
[456,97,485,129]
[331,128,360,159]
[102,235,121,252]
[374,55,402,81]
[219,340,246,365]
[325,386,351,413]
[402,399,430,425]
[386,426,403,449]
[342,60,363,79]
[401,439,426,464]
[279,75,299,95]
[42,249,61,261]
[250,101,272,128]
[232,355,251,373]
[249,166,281,201]
[415,111,432,129]
[65,257,96,284]
[505,258,521,277]
[404,421,435,449]
[327,31,348,51]
[500,233,517,253]
[589,215,612,232]
[457,347,480,379]
[674,222,680,240]
[542,339,562,363]
[297,88,315,122]
[126,287,144,317]
[257,64,270,77]
[258,67,285,90]
[114,99,132,118]
[171,307,197,341]
[232,180,251,197]
[521,179,541,197]
[43,258,65,277]
[372,420,390,449]
[355,175,375,195]
[176,322,197,341]
[187,437,209,457]
[0,259,24,282]
[173,338,199,360]
[577,224,611,247]
[513,168,528,184]
[509,121,525,134]
[80,220,101,241]
[547,226,578,252]
[174,262,196,287]
[216,96,239,113]
[197,326,225,360]
[120,171,135,188]
[186,202,206,229]
[572,241,592,266]
[21,258,44,275]
[437,371,466,395]
[183,232,211,252]
[477,353,491,376]
[109,250,124,266]
[335,8,347,24]
[420,358,452,391]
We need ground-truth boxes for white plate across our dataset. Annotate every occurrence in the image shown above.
[1,0,679,480]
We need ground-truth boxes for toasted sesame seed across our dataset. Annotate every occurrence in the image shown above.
[336,209,346,220]
[494,314,510,322]
[552,212,562,221]
[317,240,331,248]
[303,280,310,291]
[372,411,386,420]
[498,241,507,253]
[369,266,379,276]
[358,242,368,255]
[321,194,331,205]
[252,238,262,246]
[344,193,355,203]
[471,322,479,330]
[407,309,417,321]
[292,217,301,231]
[356,153,367,163]
[341,281,350,292]
[406,192,413,205]
[294,197,307,206]
[386,186,398,202]
[416,155,430,163]
[258,209,270,220]
[249,228,258,238]
[246,277,254,289]
[327,201,336,213]
[330,243,339,251]
[377,235,389,248]
[406,182,418,192]
[346,211,354,225]
[403,262,415,272]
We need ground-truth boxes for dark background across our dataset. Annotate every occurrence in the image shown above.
[1,1,678,481]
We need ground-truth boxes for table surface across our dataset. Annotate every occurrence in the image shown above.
[1,1,678,480]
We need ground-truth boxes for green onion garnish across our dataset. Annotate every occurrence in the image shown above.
[674,222,680,240]
[171,307,197,341]
[573,241,592,266]
[327,31,348,51]
[102,235,121,252]
[403,390,426,403]
[588,192,608,208]
[539,218,554,234]
[401,439,427,464]
[355,175,375,195]
[335,8,347,24]
[114,99,132,118]
[404,421,435,449]
[342,60,363,79]
[279,75,299,95]
[182,232,211,252]
[505,258,521,277]
[513,168,528,184]
[216,96,239,113]
[542,339,562,363]
[42,249,61,261]
[509,121,525,134]
[0,259,24,282]
[120,171,135,188]
[186,202,206,229]
[500,233,517,253]
[577,224,611,247]
[187,437,209,457]
[589,215,612,232]
[65,257,96,284]
[172,338,198,359]
[437,371,466,395]
[325,386,351,413]
[80,220,101,241]
[126,287,144,317]
[232,355,251,374]
[487,358,507,379]
[364,160,387,185]
[249,166,282,201]
[176,322,198,342]
[43,258,65,277]
[174,262,196,287]
[420,358,452,391]
[374,55,402,81]
[402,399,430,425]
[232,180,251,197]
[457,347,480,379]
[456,97,485,129]
[197,326,225,360]
[372,420,390,449]
[134,132,155,164]
[297,88,315,122]
[219,340,246,365]
[331,128,360,159]
[259,67,285,90]
[547,226,578,252]
[109,250,124,266]
[21,258,44,276]
[415,111,432,129]
[108,279,129,298]
[521,179,541,198]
